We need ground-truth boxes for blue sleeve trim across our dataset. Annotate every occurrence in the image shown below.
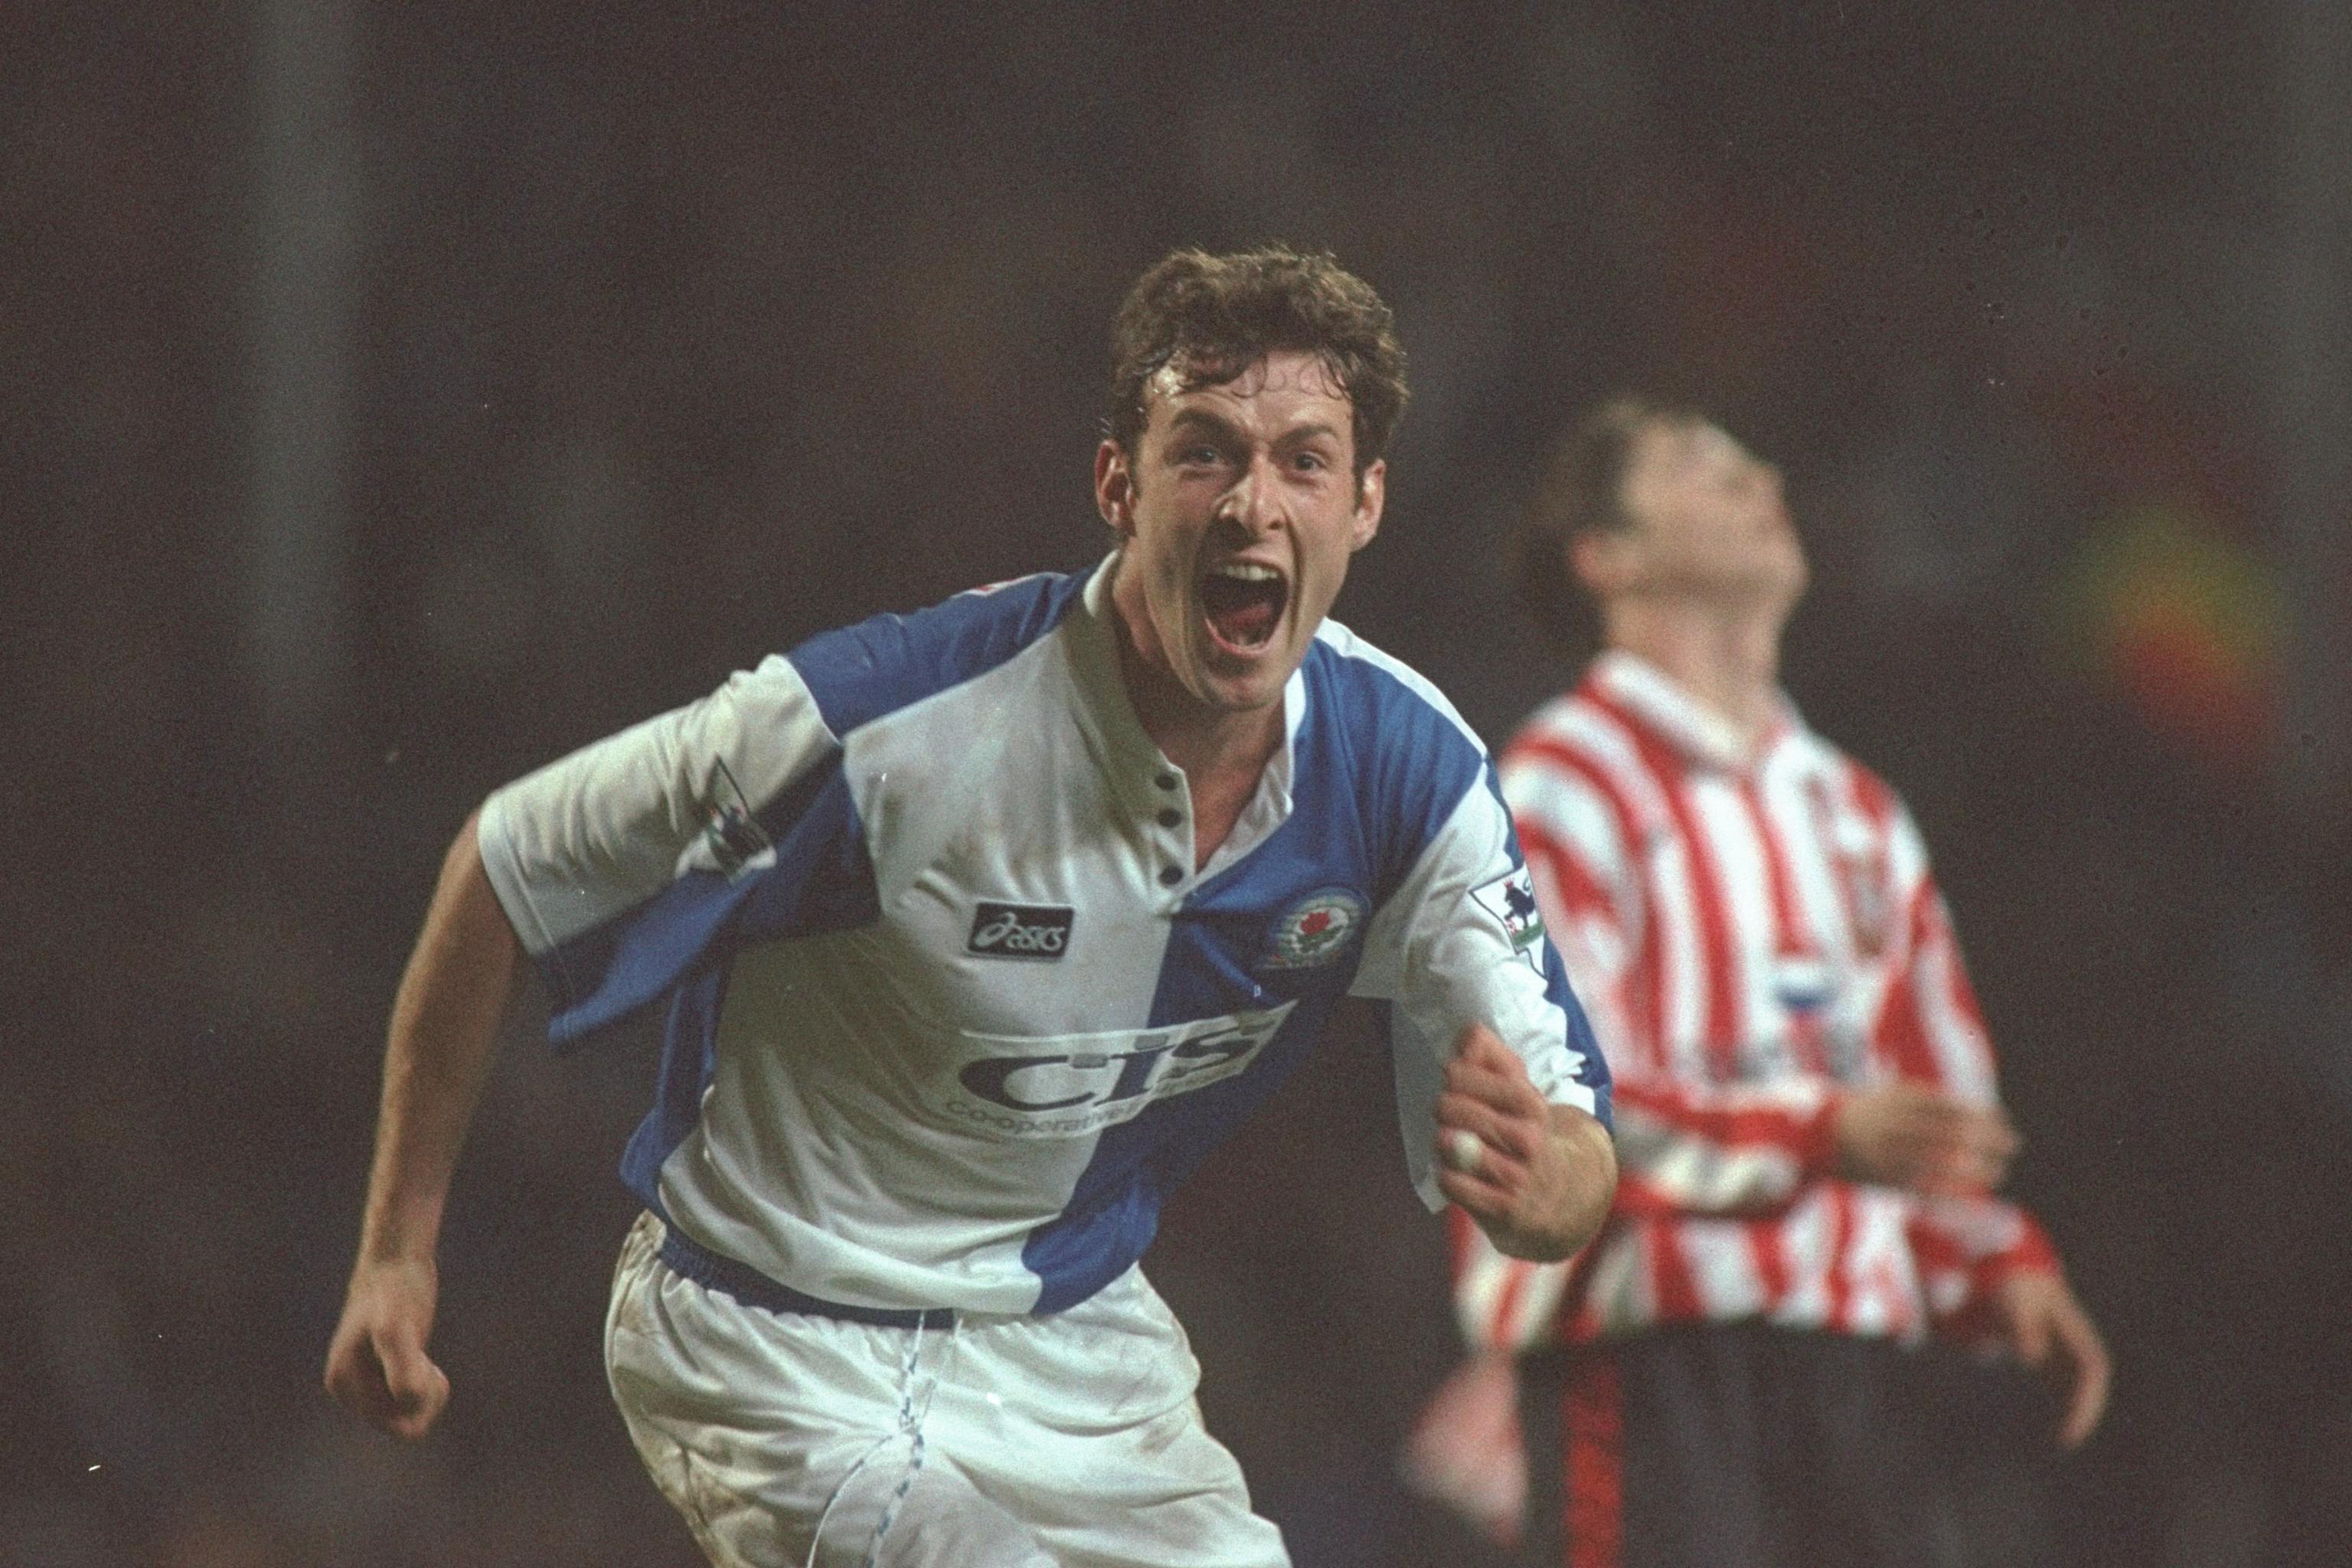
[542,756,879,1050]
[1543,933,1613,1129]
[1486,752,1613,1122]
[788,570,1090,739]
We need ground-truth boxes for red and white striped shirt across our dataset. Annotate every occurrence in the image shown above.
[1455,652,2058,1350]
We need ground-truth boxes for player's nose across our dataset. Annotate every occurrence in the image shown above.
[1217,452,1288,534]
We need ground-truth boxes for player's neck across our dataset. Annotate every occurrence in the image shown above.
[1117,645,1285,782]
[1110,620,1285,870]
[1100,557,1289,789]
[1602,596,1787,746]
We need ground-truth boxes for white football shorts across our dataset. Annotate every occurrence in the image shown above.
[603,1212,1291,1568]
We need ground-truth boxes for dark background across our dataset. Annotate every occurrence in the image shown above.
[9,3,2351,1563]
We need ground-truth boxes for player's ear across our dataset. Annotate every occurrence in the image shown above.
[1095,439,1137,537]
[1348,459,1385,552]
[1570,528,1625,596]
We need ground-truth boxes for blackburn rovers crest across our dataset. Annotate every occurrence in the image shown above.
[1262,887,1368,971]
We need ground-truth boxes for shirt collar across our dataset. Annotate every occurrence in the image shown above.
[1065,554,1163,792]
[1067,551,1305,831]
[1586,648,1802,773]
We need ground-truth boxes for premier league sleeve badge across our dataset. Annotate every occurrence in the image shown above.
[1469,865,1547,973]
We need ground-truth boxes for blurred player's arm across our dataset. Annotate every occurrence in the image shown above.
[1872,808,2108,1446]
[1515,765,2014,1214]
[324,811,519,1440]
[1912,1195,2109,1447]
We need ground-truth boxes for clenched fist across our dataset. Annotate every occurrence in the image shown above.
[323,1254,452,1441]
[1436,1024,1616,1262]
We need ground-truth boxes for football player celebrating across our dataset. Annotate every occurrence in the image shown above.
[325,247,1616,1568]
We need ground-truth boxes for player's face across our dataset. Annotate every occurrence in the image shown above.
[1098,350,1384,714]
[1604,420,1807,608]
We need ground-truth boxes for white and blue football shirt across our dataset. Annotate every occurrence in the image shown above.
[479,555,1612,1317]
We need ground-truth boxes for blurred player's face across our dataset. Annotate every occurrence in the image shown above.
[1098,350,1384,716]
[1590,420,1807,612]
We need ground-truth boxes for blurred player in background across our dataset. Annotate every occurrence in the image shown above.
[1403,398,2108,1567]
[322,247,1615,1568]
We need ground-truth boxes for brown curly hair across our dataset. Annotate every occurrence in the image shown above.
[1106,246,1409,481]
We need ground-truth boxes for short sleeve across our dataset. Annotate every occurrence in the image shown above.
[1355,773,1613,1209]
[477,655,855,1040]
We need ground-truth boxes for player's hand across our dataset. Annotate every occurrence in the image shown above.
[1399,1351,1527,1547]
[1436,1024,1616,1262]
[1832,1081,2017,1195]
[1993,1269,2111,1449]
[324,1254,451,1440]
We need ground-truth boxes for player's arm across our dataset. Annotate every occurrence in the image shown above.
[1874,792,2108,1446]
[322,655,844,1439]
[1993,1266,2111,1448]
[1518,763,2009,1212]
[1354,756,1618,1263]
[324,812,518,1439]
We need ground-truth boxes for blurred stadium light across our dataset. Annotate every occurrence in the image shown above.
[247,0,358,728]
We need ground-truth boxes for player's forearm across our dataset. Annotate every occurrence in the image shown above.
[355,812,521,1267]
[1541,1102,1617,1258]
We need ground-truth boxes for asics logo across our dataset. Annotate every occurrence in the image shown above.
[967,902,1074,959]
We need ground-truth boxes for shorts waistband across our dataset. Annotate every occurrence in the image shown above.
[653,1220,958,1330]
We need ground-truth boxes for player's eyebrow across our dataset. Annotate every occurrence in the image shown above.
[1162,410,1343,449]
[1269,421,1344,449]
[1161,408,1243,447]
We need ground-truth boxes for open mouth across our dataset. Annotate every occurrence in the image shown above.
[1199,562,1288,653]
